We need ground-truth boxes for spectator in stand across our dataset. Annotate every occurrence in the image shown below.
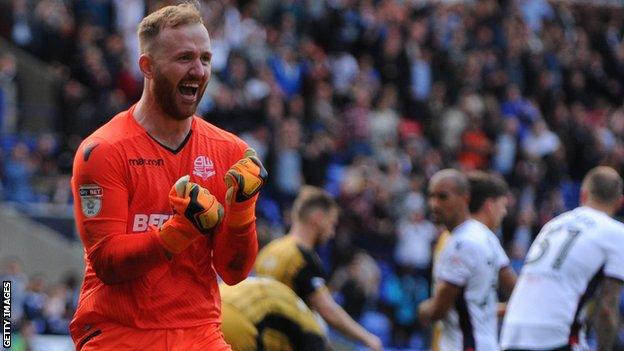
[521,119,561,159]
[393,193,436,278]
[0,53,18,134]
[3,142,36,203]
[23,275,47,334]
[0,258,27,328]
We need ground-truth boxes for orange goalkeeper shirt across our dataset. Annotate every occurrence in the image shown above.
[70,106,257,333]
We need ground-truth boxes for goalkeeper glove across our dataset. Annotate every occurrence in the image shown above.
[223,148,268,232]
[159,175,224,254]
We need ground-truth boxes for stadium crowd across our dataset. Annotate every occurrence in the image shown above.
[3,0,624,349]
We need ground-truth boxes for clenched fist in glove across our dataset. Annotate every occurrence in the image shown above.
[159,175,224,254]
[224,148,268,232]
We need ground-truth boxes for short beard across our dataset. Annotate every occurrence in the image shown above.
[153,69,193,121]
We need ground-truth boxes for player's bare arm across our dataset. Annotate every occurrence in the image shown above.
[496,267,516,318]
[308,287,383,351]
[418,280,463,325]
[498,266,517,299]
[593,277,623,351]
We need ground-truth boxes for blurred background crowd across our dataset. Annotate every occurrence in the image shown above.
[2,0,624,349]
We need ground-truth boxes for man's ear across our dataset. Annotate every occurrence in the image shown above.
[139,54,154,79]
[307,208,327,231]
[309,208,324,223]
[483,198,494,213]
[579,187,588,205]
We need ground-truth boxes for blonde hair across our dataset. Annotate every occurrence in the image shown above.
[137,1,203,54]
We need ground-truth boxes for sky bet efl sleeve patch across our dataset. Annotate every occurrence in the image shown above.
[79,184,103,217]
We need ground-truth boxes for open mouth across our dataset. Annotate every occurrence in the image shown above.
[178,83,199,100]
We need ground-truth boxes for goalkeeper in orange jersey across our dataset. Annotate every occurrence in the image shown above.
[69,2,267,350]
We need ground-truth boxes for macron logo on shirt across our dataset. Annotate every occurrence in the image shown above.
[128,158,164,166]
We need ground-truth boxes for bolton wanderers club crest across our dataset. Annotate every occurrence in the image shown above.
[79,184,103,217]
[193,156,216,180]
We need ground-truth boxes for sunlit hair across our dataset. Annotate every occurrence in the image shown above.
[137,1,203,54]
[430,168,470,196]
[583,166,623,205]
[292,186,338,223]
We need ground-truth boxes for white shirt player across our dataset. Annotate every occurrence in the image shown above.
[434,219,510,351]
[500,206,624,350]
